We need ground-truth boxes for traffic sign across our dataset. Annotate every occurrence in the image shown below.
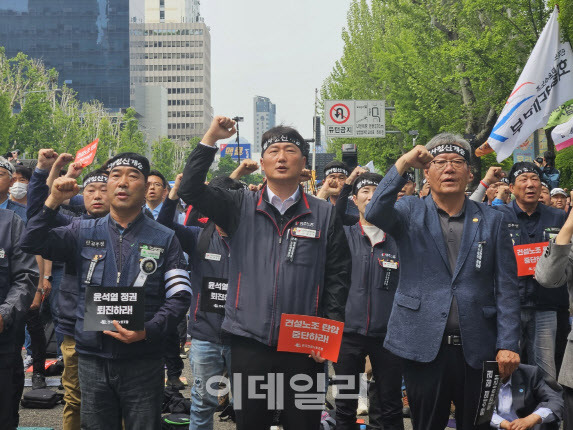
[329,103,351,124]
[324,100,386,138]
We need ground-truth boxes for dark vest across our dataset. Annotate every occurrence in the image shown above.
[497,201,567,309]
[74,214,175,359]
[222,186,333,346]
[343,223,399,337]
[189,227,230,344]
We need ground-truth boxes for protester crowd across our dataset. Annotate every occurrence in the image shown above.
[1,115,572,430]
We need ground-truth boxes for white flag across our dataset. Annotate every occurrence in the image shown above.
[487,8,573,161]
[552,116,573,151]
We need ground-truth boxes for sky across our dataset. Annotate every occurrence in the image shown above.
[200,0,352,146]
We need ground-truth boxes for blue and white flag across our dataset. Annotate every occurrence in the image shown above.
[488,7,573,161]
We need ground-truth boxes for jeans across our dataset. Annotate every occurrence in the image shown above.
[42,265,64,354]
[189,339,232,430]
[78,354,164,430]
[535,310,558,380]
[520,309,536,365]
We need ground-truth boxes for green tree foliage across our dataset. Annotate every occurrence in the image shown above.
[151,137,176,180]
[0,50,184,170]
[323,0,561,182]
[117,108,146,155]
[212,155,237,178]
[0,92,13,153]
[556,146,573,190]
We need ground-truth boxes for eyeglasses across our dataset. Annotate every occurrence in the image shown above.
[430,159,467,170]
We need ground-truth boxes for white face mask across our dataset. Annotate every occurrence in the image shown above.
[10,182,27,200]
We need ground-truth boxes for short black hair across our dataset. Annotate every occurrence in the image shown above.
[352,172,383,195]
[543,150,556,166]
[148,170,167,188]
[14,165,32,181]
[106,152,150,179]
[208,176,246,191]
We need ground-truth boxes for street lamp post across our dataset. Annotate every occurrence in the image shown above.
[232,116,244,164]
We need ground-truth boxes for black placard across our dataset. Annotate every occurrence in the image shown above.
[84,287,145,331]
[474,361,501,425]
[200,277,228,315]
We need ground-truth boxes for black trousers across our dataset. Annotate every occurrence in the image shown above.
[164,328,184,378]
[230,335,324,430]
[0,349,24,430]
[403,343,489,430]
[564,386,573,430]
[333,333,403,430]
[25,307,46,374]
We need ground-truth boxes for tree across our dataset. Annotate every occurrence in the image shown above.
[151,137,176,180]
[323,0,558,183]
[0,92,13,154]
[211,155,237,178]
[116,108,146,155]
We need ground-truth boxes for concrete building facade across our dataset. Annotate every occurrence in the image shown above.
[130,0,212,142]
[253,96,276,152]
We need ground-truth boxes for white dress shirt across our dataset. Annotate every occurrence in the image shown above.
[266,186,300,215]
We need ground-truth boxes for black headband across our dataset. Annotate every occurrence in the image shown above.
[83,175,108,186]
[540,181,549,189]
[510,167,540,183]
[501,177,510,185]
[405,172,415,183]
[108,157,146,174]
[428,144,470,163]
[261,135,308,157]
[325,167,350,178]
[354,178,380,193]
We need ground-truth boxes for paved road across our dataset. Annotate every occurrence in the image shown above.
[18,356,415,430]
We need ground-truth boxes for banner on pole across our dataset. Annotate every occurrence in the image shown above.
[486,8,573,161]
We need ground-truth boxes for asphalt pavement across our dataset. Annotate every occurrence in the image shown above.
[18,354,415,430]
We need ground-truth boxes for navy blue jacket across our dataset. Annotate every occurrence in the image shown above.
[21,208,192,359]
[365,166,521,369]
[5,199,26,222]
[179,144,351,347]
[27,167,93,337]
[343,223,399,337]
[493,201,567,310]
[157,197,231,344]
[500,364,564,429]
[0,209,39,352]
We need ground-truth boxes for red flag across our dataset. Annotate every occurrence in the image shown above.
[75,138,99,167]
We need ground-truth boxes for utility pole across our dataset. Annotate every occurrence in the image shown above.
[232,116,244,164]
